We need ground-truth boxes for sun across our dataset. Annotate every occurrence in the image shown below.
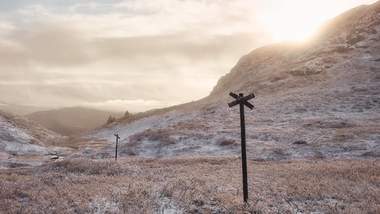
[261,13,323,42]
[257,0,377,42]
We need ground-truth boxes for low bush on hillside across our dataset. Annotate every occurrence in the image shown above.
[43,159,122,176]
[128,129,176,147]
[215,137,237,146]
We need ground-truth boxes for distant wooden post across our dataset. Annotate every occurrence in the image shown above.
[228,92,255,203]
[114,134,120,161]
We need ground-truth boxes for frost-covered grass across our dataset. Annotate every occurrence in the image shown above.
[81,99,380,161]
[1,157,379,213]
[0,115,49,156]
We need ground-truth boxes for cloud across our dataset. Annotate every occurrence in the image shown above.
[0,0,374,112]
[1,23,94,67]
[93,32,265,64]
[0,39,29,68]
[0,0,267,112]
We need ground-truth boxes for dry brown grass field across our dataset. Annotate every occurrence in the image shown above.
[1,157,379,213]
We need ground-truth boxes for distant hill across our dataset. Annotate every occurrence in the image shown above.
[0,102,49,115]
[27,107,123,136]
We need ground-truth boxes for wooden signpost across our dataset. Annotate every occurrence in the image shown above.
[228,92,255,203]
[114,134,120,161]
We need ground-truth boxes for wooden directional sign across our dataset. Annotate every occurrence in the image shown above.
[228,92,255,109]
[228,92,255,203]
[114,134,120,161]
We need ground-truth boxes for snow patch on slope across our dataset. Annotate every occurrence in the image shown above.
[89,111,196,142]
[0,115,48,155]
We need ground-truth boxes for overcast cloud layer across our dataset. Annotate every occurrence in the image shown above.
[0,0,376,112]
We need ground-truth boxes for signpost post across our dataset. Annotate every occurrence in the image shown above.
[114,134,120,161]
[228,92,255,203]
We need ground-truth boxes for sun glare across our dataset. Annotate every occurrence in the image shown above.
[257,0,376,42]
[261,13,323,42]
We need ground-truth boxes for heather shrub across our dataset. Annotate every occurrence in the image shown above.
[128,129,176,146]
[215,137,237,146]
[46,159,122,176]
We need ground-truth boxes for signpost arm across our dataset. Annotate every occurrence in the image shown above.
[239,94,249,203]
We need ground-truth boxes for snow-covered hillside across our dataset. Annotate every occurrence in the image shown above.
[83,2,380,160]
[0,115,47,155]
[0,111,68,168]
[86,109,241,158]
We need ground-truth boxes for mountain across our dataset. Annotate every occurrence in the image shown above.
[82,2,380,160]
[27,107,123,136]
[210,0,380,98]
[0,102,49,115]
[0,111,67,168]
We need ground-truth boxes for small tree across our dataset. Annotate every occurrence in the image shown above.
[106,115,116,124]
[124,110,130,118]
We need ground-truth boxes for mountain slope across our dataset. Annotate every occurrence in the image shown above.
[84,1,380,160]
[210,0,380,98]
[27,107,123,136]
[0,111,67,167]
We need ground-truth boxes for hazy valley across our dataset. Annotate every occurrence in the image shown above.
[26,107,123,136]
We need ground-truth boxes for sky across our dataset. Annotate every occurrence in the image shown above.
[0,0,377,112]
